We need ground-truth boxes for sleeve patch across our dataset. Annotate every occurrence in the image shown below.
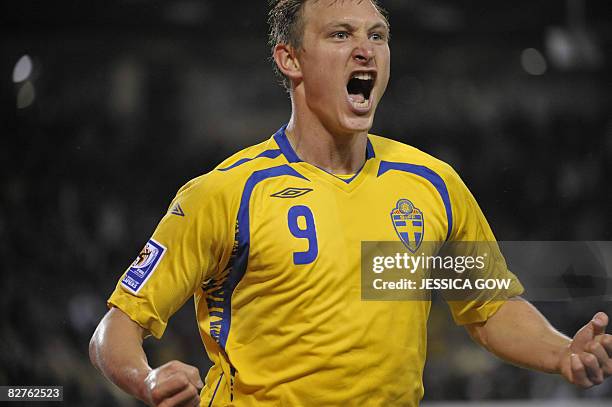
[121,238,167,294]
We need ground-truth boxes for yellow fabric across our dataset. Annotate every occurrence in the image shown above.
[108,128,523,406]
[334,173,355,180]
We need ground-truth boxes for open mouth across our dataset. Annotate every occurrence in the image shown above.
[347,72,375,110]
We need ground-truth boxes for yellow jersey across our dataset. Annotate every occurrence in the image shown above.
[108,125,523,406]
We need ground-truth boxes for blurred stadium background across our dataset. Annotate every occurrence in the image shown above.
[1,0,611,405]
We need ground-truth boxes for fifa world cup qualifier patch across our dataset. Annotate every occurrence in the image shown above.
[121,238,167,294]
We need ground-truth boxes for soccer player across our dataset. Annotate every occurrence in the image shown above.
[89,1,612,406]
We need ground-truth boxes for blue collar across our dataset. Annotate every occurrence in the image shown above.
[272,124,376,163]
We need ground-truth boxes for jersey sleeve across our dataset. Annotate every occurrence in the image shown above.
[443,166,524,325]
[108,174,233,338]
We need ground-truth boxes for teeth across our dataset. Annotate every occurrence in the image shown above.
[350,99,370,109]
[351,72,374,80]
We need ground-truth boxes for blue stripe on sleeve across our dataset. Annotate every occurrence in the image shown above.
[217,149,282,172]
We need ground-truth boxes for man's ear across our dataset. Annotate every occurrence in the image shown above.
[273,44,302,82]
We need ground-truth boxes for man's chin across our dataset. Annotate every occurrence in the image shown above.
[339,115,374,134]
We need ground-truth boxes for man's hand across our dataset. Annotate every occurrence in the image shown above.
[560,312,612,388]
[141,360,203,407]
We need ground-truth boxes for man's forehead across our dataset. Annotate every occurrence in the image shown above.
[303,0,388,28]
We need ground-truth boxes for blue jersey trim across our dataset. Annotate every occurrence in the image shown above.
[207,372,224,407]
[273,124,376,184]
[377,161,453,240]
[366,138,375,160]
[217,149,282,172]
[330,139,375,184]
[218,165,308,349]
[273,125,301,163]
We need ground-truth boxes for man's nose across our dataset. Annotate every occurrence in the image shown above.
[352,39,375,64]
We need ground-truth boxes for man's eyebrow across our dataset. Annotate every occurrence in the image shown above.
[324,22,357,31]
[369,22,389,32]
[323,21,389,32]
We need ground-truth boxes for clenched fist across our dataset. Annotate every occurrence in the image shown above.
[560,312,612,388]
[142,360,203,407]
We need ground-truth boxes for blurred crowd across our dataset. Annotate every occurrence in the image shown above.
[1,1,611,404]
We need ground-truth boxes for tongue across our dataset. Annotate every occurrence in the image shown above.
[349,93,366,104]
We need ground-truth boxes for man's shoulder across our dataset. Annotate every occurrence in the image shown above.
[369,134,459,182]
[214,137,283,174]
[176,136,285,201]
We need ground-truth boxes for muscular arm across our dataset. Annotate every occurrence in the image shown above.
[89,307,203,406]
[89,307,152,402]
[465,297,612,388]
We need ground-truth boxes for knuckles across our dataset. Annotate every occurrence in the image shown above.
[572,362,586,373]
[187,386,199,398]
[586,354,597,365]
[175,373,189,387]
[150,387,164,403]
[144,361,200,406]
[587,342,600,353]
[166,360,183,371]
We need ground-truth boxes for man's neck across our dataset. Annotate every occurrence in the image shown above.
[285,114,369,175]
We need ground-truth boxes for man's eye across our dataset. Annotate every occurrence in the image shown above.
[370,32,386,41]
[332,32,349,40]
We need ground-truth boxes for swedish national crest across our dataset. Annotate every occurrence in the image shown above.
[391,199,424,253]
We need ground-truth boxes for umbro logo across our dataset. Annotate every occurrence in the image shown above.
[270,187,313,198]
[169,202,185,217]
